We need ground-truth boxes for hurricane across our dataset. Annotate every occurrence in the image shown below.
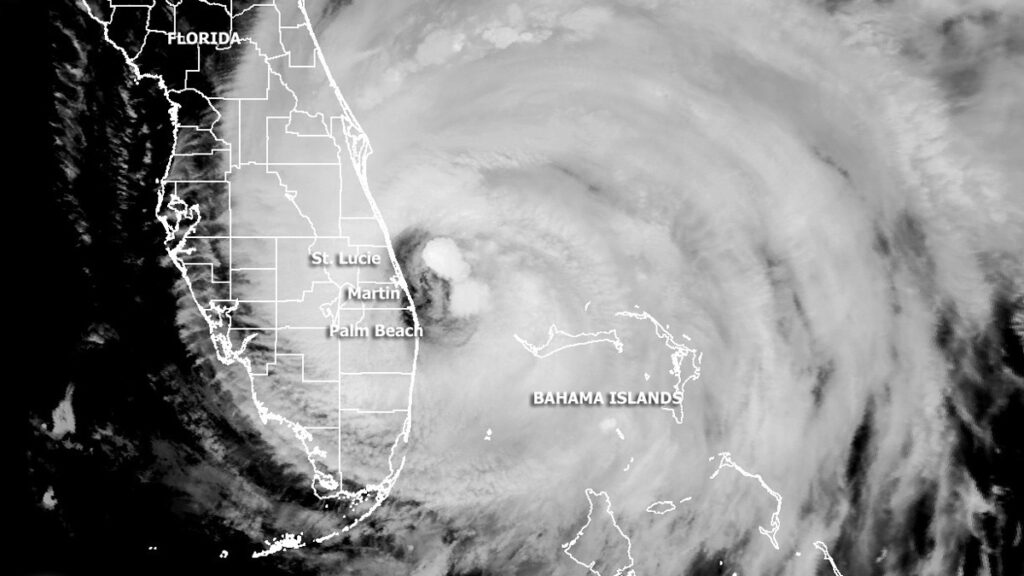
[36,0,1022,575]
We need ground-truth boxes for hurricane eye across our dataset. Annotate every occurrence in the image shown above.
[396,228,489,346]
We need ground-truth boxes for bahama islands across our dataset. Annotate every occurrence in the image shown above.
[531,391,685,406]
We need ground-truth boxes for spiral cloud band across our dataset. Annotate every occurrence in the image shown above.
[200,0,1021,574]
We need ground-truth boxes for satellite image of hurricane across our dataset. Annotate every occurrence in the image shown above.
[17,0,1023,575]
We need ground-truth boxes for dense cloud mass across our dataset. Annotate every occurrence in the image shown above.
[32,0,1022,575]
[204,0,1024,574]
